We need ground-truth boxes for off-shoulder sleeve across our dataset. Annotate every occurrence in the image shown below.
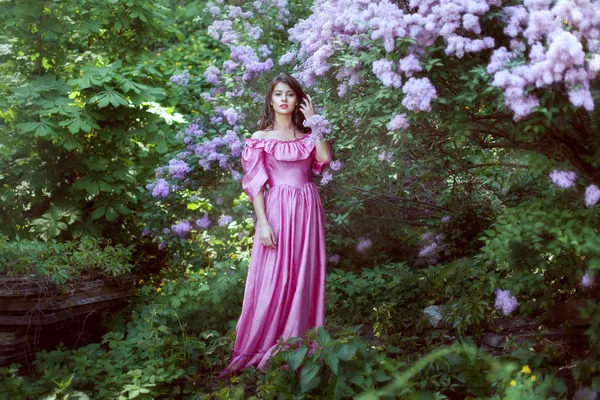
[312,146,333,175]
[241,145,268,202]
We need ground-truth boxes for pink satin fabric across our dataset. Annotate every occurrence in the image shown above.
[219,133,331,376]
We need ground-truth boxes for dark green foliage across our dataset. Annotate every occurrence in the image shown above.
[0,235,134,284]
[0,0,188,241]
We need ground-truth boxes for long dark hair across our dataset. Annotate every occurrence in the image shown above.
[257,73,310,136]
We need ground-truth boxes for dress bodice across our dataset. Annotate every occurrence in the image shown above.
[240,133,332,202]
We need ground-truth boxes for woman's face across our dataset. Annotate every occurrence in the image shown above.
[270,81,300,115]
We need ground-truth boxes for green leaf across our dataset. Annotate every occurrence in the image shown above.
[324,352,339,375]
[105,207,118,221]
[156,139,168,154]
[287,346,308,371]
[337,343,357,361]
[300,361,321,393]
[92,206,106,220]
[316,328,332,345]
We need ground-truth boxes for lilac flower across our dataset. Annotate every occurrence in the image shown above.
[328,254,341,264]
[387,113,409,130]
[218,215,233,226]
[170,70,190,87]
[242,58,274,81]
[258,44,271,58]
[223,60,238,74]
[303,114,331,141]
[142,228,151,237]
[329,160,343,171]
[279,51,297,65]
[196,213,211,229]
[246,23,263,40]
[162,228,171,234]
[372,58,402,88]
[581,272,594,288]
[356,237,372,253]
[398,54,422,77]
[158,242,166,251]
[549,170,577,189]
[230,141,243,157]
[171,221,191,237]
[418,242,438,265]
[353,118,361,127]
[207,5,220,16]
[199,159,211,171]
[216,196,224,205]
[204,66,221,85]
[441,215,451,223]
[207,20,238,44]
[231,170,242,181]
[494,289,518,315]
[151,179,170,199]
[321,171,333,185]
[185,123,204,137]
[402,77,437,112]
[378,150,393,163]
[222,108,238,126]
[229,5,253,19]
[168,159,190,180]
[585,185,600,208]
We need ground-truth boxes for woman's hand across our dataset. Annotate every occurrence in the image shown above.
[259,222,277,249]
[299,93,316,119]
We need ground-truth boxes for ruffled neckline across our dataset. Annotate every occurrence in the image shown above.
[243,133,314,161]
[244,133,311,143]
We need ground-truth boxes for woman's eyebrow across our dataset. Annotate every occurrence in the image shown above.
[274,90,294,93]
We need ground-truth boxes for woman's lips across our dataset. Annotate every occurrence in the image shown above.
[280,104,288,108]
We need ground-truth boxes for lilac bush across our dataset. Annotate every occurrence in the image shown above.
[285,0,599,120]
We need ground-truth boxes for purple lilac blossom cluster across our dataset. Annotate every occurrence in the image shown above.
[585,184,600,208]
[387,113,410,131]
[287,0,599,121]
[488,1,600,119]
[320,171,333,185]
[329,160,343,171]
[328,254,341,264]
[218,215,233,226]
[170,70,191,87]
[418,232,445,265]
[302,114,331,142]
[196,213,211,229]
[581,272,594,288]
[378,150,393,163]
[287,0,499,112]
[146,179,170,199]
[356,237,372,253]
[171,221,191,237]
[494,288,518,315]
[549,170,577,188]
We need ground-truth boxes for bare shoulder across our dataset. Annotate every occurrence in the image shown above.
[250,130,267,139]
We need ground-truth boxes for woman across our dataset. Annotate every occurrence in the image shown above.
[219,73,332,376]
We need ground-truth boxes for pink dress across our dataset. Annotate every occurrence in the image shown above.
[219,133,332,375]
